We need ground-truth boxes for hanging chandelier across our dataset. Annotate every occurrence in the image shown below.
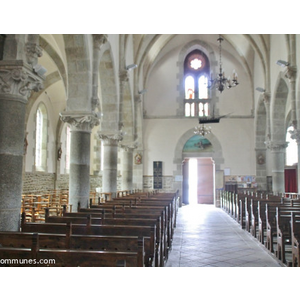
[209,35,239,93]
[194,124,211,136]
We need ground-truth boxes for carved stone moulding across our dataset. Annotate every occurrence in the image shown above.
[98,130,123,145]
[120,141,138,152]
[92,34,108,50]
[60,111,100,132]
[0,60,44,101]
[26,42,43,65]
[289,127,300,143]
[264,140,288,152]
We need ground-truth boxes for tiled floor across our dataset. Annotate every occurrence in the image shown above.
[165,204,282,267]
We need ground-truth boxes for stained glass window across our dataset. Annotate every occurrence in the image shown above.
[35,108,43,167]
[184,49,210,117]
[65,126,71,171]
[185,76,195,99]
[35,103,47,171]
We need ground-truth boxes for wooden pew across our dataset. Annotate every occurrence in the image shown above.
[265,202,300,257]
[0,247,140,267]
[0,231,145,267]
[256,200,283,245]
[73,207,166,266]
[291,212,300,267]
[82,202,171,259]
[251,198,283,240]
[21,221,156,267]
[98,194,177,245]
[44,213,163,267]
[275,206,300,265]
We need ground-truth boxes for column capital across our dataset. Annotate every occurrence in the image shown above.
[92,34,108,50]
[119,70,129,82]
[98,130,123,144]
[265,140,288,152]
[60,111,100,132]
[285,65,297,81]
[135,94,143,103]
[289,127,300,143]
[120,141,138,151]
[0,60,44,102]
[26,42,43,65]
[262,92,271,105]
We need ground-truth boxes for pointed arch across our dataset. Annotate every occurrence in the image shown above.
[271,75,289,142]
[63,34,93,111]
[98,47,119,133]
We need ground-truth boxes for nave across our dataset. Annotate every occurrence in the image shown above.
[166,204,282,267]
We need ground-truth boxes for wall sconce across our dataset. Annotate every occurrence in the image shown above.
[126,64,138,71]
[138,89,147,94]
[255,87,265,93]
[276,60,289,67]
[33,63,47,76]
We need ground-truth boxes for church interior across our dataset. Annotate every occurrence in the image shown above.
[1,3,300,297]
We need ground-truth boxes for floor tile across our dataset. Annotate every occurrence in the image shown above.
[165,204,282,267]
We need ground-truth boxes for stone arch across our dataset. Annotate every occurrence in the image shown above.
[63,34,93,111]
[99,46,119,132]
[271,75,289,142]
[120,81,134,143]
[269,74,289,193]
[176,39,218,116]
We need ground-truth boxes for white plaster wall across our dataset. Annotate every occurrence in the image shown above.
[144,48,181,117]
[143,117,256,177]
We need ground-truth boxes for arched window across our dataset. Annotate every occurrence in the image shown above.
[198,75,208,99]
[65,126,71,172]
[35,103,48,171]
[184,49,210,117]
[185,76,195,99]
[286,126,298,166]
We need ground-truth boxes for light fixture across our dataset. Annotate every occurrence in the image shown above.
[209,35,239,93]
[194,124,211,136]
[276,60,289,67]
[138,89,147,94]
[33,64,47,76]
[126,64,138,71]
[255,87,265,93]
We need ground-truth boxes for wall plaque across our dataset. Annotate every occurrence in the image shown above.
[153,161,162,189]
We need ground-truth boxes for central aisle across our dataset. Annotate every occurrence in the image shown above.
[166,204,282,267]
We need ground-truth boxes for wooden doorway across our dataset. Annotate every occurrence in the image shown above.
[182,157,215,205]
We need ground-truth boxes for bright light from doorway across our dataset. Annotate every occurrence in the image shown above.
[189,158,198,205]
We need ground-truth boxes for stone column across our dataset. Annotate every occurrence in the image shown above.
[0,60,44,231]
[60,112,99,211]
[263,92,271,141]
[120,143,136,191]
[98,131,123,196]
[132,94,144,190]
[266,141,288,194]
[255,148,267,191]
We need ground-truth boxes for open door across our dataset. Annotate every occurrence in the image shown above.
[182,159,189,204]
[197,157,214,204]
